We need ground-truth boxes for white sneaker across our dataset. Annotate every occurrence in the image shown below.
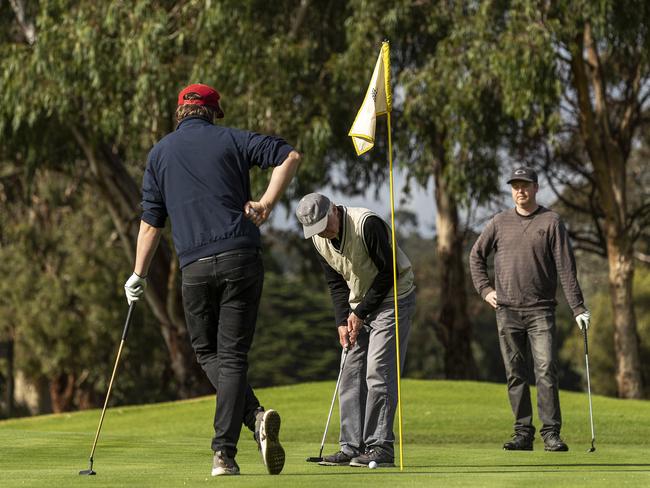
[259,409,285,475]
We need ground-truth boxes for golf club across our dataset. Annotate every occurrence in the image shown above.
[79,302,136,475]
[582,326,596,452]
[306,347,349,462]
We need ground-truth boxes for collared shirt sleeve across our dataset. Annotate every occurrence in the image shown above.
[469,218,496,299]
[140,150,168,228]
[318,252,351,327]
[353,216,393,320]
[246,132,294,169]
[551,219,587,316]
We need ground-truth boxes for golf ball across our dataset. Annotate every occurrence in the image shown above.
[368,461,378,469]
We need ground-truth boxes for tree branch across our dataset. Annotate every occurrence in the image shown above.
[569,26,597,148]
[290,0,310,39]
[619,60,642,153]
[9,0,36,45]
[584,21,612,141]
[634,251,650,264]
[627,202,650,240]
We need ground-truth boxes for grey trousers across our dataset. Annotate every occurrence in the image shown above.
[339,291,416,458]
[496,307,561,439]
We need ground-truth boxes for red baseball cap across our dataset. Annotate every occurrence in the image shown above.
[177,83,221,109]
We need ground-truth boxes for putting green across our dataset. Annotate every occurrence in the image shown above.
[1,380,648,487]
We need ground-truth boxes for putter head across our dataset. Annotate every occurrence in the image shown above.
[588,440,596,452]
[306,456,323,463]
[79,469,96,475]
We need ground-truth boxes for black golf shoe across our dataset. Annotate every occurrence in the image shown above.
[503,432,534,451]
[258,409,285,474]
[319,451,354,466]
[211,451,240,476]
[543,432,569,451]
[350,448,395,467]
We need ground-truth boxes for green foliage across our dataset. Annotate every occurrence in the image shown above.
[2,0,648,410]
[0,1,354,199]
[330,1,505,203]
[0,171,175,412]
[561,263,650,397]
[250,270,340,387]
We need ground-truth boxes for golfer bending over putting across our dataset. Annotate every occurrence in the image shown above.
[296,193,416,468]
[124,83,301,476]
[469,167,590,452]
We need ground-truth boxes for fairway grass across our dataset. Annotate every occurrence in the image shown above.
[1,380,648,487]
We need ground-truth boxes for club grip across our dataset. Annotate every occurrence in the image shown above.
[121,302,136,341]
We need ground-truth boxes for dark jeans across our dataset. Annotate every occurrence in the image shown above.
[495,307,561,439]
[181,250,264,457]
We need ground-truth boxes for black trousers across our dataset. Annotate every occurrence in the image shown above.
[496,307,562,439]
[181,250,264,457]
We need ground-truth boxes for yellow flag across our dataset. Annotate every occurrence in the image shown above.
[348,42,392,156]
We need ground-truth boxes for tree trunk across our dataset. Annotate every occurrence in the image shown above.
[607,235,643,398]
[49,372,76,413]
[71,128,210,399]
[569,26,644,398]
[433,162,477,379]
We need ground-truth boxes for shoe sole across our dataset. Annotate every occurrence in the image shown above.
[544,446,569,452]
[503,446,533,451]
[260,410,285,475]
[211,467,240,476]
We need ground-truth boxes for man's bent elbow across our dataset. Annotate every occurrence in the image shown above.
[287,150,302,167]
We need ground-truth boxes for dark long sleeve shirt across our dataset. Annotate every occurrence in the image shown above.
[469,206,587,316]
[141,117,293,267]
[318,211,393,326]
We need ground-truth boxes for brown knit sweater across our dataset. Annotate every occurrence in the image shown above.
[469,206,587,316]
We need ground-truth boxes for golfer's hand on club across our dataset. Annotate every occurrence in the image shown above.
[347,312,364,346]
[124,272,147,305]
[338,324,350,349]
[244,201,271,227]
[576,310,591,331]
[485,290,498,309]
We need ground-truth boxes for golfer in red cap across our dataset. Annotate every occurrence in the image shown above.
[124,83,301,476]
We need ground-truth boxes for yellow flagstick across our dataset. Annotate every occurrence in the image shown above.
[381,40,404,472]
[387,110,404,471]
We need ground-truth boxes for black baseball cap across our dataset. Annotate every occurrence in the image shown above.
[507,167,538,184]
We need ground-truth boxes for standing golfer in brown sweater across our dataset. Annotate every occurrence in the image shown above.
[469,167,591,452]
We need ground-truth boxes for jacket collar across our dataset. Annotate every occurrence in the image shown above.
[176,116,213,130]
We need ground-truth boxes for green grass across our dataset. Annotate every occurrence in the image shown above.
[1,380,649,487]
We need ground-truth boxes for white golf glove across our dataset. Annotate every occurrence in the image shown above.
[575,310,591,331]
[124,272,147,305]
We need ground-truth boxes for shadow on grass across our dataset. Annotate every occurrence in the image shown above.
[412,463,650,469]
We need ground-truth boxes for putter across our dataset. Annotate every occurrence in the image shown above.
[306,347,349,462]
[79,302,136,475]
[582,326,596,452]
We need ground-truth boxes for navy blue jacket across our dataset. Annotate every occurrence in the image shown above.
[141,117,294,268]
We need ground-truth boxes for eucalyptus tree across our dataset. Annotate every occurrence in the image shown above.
[484,0,650,398]
[1,0,348,396]
[330,1,509,378]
